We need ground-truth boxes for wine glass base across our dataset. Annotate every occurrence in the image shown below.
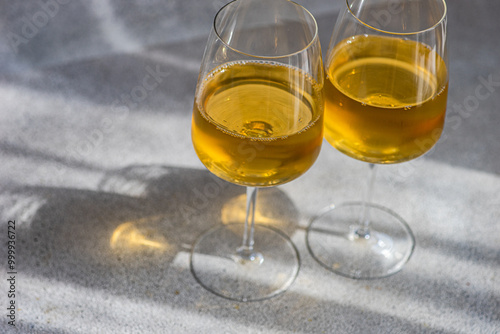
[190,223,300,302]
[306,202,415,279]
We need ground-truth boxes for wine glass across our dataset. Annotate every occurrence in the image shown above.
[190,0,324,301]
[306,0,448,279]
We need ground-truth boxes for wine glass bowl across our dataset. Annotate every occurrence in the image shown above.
[307,0,448,279]
[190,0,324,301]
[192,61,324,186]
[324,34,448,164]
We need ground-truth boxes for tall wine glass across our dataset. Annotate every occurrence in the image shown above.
[190,0,324,301]
[307,0,448,279]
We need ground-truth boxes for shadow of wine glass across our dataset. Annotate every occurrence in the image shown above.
[14,164,300,303]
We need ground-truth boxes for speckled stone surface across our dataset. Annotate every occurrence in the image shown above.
[0,0,499,333]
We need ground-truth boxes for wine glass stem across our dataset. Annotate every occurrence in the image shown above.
[237,186,259,261]
[357,163,377,238]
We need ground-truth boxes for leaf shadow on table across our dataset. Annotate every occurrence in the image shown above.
[1,33,205,117]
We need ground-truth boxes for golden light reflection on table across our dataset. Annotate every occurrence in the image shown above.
[110,219,170,253]
[221,192,282,227]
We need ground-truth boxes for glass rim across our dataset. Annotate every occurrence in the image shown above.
[213,0,320,59]
[346,0,447,35]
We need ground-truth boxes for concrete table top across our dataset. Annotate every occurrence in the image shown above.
[0,0,498,333]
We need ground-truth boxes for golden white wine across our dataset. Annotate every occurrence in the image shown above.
[324,35,448,163]
[192,61,324,186]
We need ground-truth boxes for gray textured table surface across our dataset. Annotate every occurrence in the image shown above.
[0,0,499,333]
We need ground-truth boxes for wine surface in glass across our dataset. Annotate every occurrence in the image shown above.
[324,35,448,164]
[192,61,323,187]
